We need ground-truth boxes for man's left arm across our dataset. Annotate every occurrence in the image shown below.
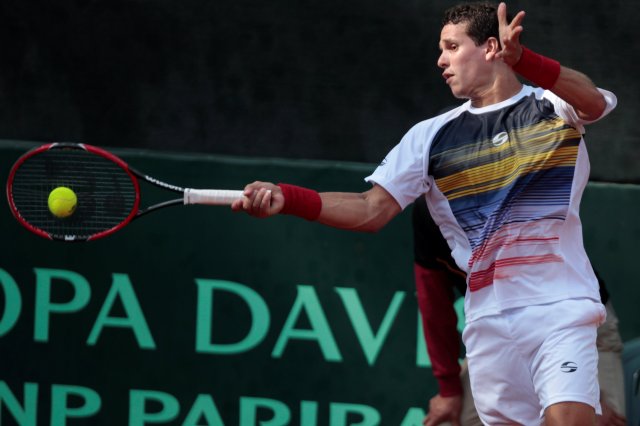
[496,2,608,121]
[547,67,607,121]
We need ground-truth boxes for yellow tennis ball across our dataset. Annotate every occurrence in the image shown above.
[48,186,77,218]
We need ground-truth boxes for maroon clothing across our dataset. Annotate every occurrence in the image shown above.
[413,195,466,397]
[415,263,464,396]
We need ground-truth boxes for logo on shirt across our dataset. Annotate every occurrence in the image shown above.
[491,131,509,147]
[379,158,387,167]
[560,361,578,373]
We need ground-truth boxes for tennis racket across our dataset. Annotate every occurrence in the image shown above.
[6,142,244,242]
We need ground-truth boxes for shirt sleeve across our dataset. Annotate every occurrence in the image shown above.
[365,122,431,210]
[544,88,617,133]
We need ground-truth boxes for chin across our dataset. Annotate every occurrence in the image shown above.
[449,89,469,100]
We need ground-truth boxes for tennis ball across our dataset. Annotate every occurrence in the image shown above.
[48,186,77,218]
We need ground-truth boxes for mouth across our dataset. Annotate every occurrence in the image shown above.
[442,72,453,84]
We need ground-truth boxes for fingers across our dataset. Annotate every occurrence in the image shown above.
[502,20,524,51]
[423,407,445,426]
[497,2,508,26]
[422,394,463,426]
[423,412,448,426]
[251,187,273,215]
[495,3,525,65]
[609,411,627,426]
[497,27,523,58]
[510,10,526,30]
[498,3,526,28]
[231,181,283,218]
[497,2,525,44]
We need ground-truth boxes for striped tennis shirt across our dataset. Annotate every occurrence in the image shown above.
[367,85,617,322]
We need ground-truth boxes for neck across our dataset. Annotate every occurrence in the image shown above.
[469,74,523,108]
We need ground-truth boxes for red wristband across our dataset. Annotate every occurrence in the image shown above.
[512,46,561,90]
[277,183,322,221]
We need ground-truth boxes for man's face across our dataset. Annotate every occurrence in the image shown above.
[437,22,492,100]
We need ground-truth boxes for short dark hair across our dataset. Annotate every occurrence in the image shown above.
[442,2,500,46]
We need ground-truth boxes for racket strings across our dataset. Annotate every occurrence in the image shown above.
[10,148,137,239]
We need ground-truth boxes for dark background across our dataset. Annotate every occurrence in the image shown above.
[0,0,638,181]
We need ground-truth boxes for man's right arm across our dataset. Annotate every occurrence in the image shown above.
[231,181,402,233]
[316,185,401,232]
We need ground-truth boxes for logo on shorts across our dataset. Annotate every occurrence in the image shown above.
[560,361,578,373]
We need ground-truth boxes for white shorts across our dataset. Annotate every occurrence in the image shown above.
[462,298,606,425]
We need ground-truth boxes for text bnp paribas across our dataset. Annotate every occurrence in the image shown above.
[0,267,466,425]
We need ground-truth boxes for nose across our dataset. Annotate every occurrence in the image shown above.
[437,51,448,69]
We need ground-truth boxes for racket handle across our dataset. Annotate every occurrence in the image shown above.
[184,188,244,205]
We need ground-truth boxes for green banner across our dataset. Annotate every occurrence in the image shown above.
[1,140,638,425]
[0,141,438,425]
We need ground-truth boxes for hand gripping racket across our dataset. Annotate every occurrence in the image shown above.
[6,143,244,242]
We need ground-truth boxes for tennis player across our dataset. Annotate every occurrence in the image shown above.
[232,2,617,424]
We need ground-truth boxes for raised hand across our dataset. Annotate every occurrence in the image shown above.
[495,2,526,66]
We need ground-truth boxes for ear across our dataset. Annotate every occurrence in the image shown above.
[485,37,501,60]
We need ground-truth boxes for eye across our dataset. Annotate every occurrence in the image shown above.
[450,44,458,51]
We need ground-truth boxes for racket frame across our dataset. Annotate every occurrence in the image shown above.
[7,143,185,241]
[8,142,243,241]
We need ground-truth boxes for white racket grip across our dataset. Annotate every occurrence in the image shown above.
[184,188,244,205]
